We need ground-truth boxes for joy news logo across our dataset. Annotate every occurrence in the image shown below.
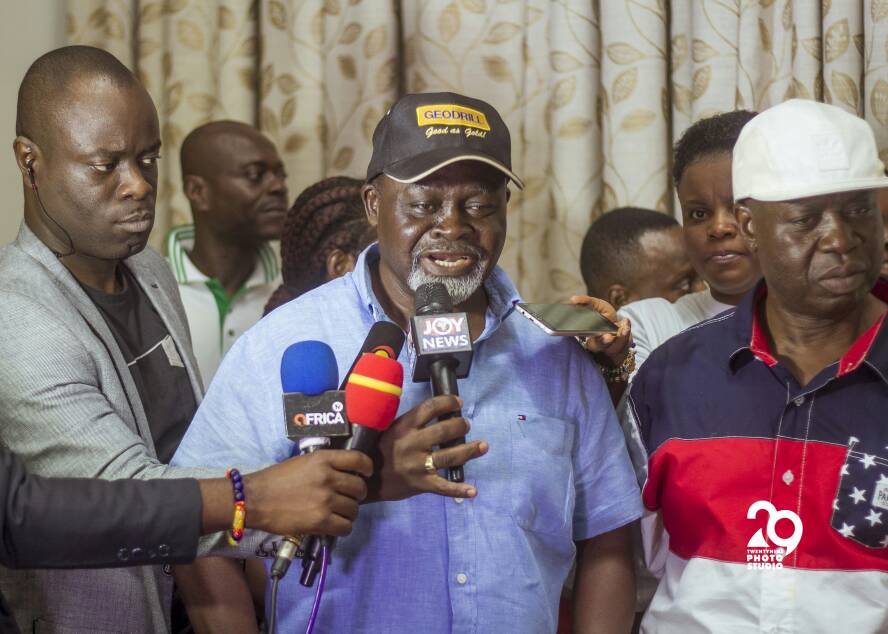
[418,315,470,352]
[746,500,804,569]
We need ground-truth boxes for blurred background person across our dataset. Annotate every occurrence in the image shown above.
[580,206,702,311]
[617,110,762,373]
[263,176,375,315]
[167,120,288,384]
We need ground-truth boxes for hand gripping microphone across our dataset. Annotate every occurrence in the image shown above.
[410,283,474,482]
[271,341,347,581]
[299,350,404,587]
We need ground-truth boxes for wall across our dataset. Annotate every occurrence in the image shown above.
[0,1,66,246]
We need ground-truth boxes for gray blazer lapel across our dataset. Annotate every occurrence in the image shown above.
[13,224,153,442]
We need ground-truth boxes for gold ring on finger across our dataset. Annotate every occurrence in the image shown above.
[424,452,437,475]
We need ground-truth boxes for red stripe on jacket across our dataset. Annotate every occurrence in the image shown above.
[644,437,888,572]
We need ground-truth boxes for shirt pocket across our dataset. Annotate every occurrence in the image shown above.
[509,413,576,537]
[830,437,888,550]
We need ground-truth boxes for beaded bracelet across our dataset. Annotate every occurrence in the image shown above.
[225,468,246,546]
[598,347,637,383]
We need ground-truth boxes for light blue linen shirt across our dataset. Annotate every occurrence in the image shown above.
[172,244,642,634]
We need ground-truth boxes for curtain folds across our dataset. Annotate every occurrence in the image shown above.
[67,0,888,301]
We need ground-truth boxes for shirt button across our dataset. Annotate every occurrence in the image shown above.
[227,329,236,337]
[456,573,468,585]
[116,548,130,562]
[793,396,805,406]
[782,470,794,485]
[158,544,170,557]
[454,497,464,504]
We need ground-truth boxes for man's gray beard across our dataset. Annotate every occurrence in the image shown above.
[407,257,487,305]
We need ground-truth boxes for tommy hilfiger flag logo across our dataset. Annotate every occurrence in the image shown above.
[830,437,888,549]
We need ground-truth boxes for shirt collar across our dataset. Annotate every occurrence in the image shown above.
[352,243,521,335]
[165,224,279,287]
[728,278,888,380]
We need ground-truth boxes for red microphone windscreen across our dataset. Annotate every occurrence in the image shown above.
[345,353,404,431]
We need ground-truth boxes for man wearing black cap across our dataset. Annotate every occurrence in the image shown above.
[173,92,642,633]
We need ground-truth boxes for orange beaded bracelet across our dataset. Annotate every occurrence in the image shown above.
[225,468,246,546]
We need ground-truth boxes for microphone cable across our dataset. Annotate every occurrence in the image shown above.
[268,575,281,634]
[306,544,329,634]
[267,544,329,634]
[33,183,75,258]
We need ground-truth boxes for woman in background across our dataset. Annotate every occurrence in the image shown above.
[264,176,376,315]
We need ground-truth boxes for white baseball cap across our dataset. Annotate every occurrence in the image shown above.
[732,98,888,202]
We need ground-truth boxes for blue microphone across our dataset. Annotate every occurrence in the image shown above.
[271,341,348,581]
[280,340,338,394]
[279,341,350,447]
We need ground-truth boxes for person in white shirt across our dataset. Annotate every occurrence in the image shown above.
[166,121,287,384]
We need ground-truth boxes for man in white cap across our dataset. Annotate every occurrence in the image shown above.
[624,99,888,633]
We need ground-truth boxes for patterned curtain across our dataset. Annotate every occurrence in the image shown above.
[67,0,888,302]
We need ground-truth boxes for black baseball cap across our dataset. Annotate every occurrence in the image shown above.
[366,92,524,189]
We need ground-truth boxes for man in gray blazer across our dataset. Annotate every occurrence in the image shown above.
[0,45,367,633]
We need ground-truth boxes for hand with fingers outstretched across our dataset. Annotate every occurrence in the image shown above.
[368,395,488,502]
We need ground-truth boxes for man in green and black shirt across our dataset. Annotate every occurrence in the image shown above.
[167,121,287,384]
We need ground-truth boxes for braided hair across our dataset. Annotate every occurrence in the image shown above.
[264,176,375,314]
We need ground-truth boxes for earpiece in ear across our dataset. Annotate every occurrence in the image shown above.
[25,159,35,188]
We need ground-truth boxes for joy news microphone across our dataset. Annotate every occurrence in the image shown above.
[410,282,474,482]
[271,340,349,581]
[300,322,406,587]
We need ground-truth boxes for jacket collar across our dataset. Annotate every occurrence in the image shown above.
[166,224,279,287]
[727,278,888,383]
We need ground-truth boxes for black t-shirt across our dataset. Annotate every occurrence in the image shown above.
[83,268,197,463]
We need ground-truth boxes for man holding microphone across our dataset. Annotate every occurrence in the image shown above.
[173,93,642,633]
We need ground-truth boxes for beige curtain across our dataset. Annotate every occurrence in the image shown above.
[67,0,888,302]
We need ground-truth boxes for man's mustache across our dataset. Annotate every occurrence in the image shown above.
[411,241,487,260]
